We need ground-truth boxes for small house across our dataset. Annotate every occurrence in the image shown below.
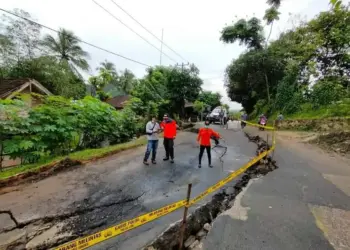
[105,95,131,110]
[0,78,52,107]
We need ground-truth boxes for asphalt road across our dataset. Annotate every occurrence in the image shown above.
[203,128,350,250]
[0,124,257,249]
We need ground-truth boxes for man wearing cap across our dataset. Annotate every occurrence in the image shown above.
[160,114,177,163]
[197,120,220,168]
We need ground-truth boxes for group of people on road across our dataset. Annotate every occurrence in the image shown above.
[143,111,284,168]
[143,114,220,168]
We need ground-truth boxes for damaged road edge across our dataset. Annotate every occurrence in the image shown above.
[144,132,278,250]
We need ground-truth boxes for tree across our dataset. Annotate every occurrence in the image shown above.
[266,0,282,7]
[116,69,138,94]
[197,91,222,110]
[193,100,205,121]
[221,3,283,106]
[330,0,343,10]
[1,9,41,60]
[41,28,90,73]
[220,18,265,50]
[97,60,117,75]
[5,56,86,99]
[166,64,203,117]
[88,68,113,101]
[264,7,281,43]
[223,104,230,111]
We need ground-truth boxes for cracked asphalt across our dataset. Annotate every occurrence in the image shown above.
[203,128,350,250]
[0,124,257,249]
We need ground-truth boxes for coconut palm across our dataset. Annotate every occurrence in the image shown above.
[117,69,137,94]
[264,7,281,43]
[96,60,118,78]
[266,0,281,7]
[41,28,90,72]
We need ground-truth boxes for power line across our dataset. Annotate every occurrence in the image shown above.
[92,0,178,64]
[110,0,189,63]
[0,8,151,67]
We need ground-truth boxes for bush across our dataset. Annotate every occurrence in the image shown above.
[1,95,140,164]
[311,80,346,107]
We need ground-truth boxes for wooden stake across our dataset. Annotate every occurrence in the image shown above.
[179,183,192,250]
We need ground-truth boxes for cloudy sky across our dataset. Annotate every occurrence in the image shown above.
[1,0,342,109]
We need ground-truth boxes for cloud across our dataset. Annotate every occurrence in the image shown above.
[2,0,342,111]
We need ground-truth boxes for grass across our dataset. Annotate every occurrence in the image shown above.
[69,136,147,161]
[280,100,350,120]
[0,136,147,180]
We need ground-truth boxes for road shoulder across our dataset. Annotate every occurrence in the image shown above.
[202,128,350,250]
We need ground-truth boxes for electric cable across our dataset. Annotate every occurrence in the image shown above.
[0,8,151,67]
[110,0,189,63]
[92,0,178,64]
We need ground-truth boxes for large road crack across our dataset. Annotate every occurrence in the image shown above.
[146,131,278,250]
[0,192,146,234]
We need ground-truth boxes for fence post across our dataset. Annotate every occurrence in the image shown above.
[179,183,192,250]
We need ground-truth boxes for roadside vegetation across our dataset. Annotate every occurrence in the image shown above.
[0,9,223,179]
[222,1,350,121]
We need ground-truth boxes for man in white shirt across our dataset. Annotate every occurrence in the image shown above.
[143,117,161,165]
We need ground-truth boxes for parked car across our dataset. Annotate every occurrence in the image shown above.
[207,106,227,124]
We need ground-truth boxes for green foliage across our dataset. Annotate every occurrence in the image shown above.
[264,7,280,25]
[5,56,86,99]
[193,100,205,113]
[197,91,222,110]
[267,0,282,8]
[311,80,346,106]
[223,4,350,119]
[0,136,147,180]
[1,9,41,60]
[165,64,203,116]
[41,28,90,73]
[0,95,140,163]
[220,17,265,50]
[330,0,343,10]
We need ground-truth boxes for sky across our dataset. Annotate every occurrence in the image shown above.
[1,0,342,110]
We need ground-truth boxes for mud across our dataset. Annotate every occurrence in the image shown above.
[277,117,350,132]
[309,131,350,156]
[145,133,278,250]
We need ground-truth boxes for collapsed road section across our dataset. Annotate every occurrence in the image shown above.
[0,127,275,250]
[145,132,278,250]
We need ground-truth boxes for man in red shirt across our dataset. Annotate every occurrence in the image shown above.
[160,114,177,163]
[197,120,220,168]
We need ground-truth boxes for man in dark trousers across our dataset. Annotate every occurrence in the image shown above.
[197,120,220,168]
[143,116,160,165]
[160,114,177,163]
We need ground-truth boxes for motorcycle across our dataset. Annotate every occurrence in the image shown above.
[259,119,266,131]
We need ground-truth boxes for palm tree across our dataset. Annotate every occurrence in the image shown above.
[264,7,281,44]
[266,0,281,8]
[41,28,90,72]
[96,60,118,78]
[117,69,137,94]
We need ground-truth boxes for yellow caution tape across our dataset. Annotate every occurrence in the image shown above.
[240,120,275,130]
[56,129,277,250]
[188,146,275,206]
[55,200,186,250]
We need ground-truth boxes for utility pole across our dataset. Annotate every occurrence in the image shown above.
[160,28,164,65]
[175,62,190,72]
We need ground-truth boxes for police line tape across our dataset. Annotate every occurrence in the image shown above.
[55,200,187,250]
[240,120,275,130]
[56,128,276,250]
[188,145,275,206]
